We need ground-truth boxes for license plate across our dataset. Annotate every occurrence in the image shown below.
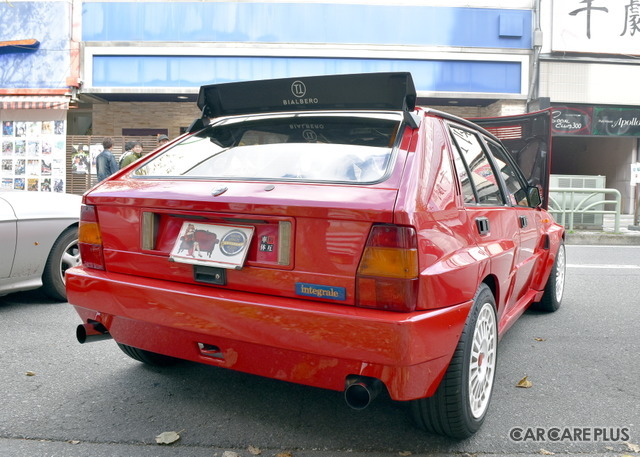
[170,221,254,270]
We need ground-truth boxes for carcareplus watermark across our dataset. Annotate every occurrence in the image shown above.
[509,426,631,442]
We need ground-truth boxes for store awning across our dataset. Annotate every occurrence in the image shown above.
[0,95,70,110]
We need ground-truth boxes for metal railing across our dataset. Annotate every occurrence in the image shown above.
[548,187,622,232]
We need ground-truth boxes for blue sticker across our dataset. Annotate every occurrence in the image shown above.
[296,283,346,301]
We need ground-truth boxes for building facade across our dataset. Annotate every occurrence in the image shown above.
[2,0,639,214]
[78,0,534,134]
[539,0,640,214]
[0,0,75,192]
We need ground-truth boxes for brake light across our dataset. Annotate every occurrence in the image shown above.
[78,204,105,270]
[356,225,419,312]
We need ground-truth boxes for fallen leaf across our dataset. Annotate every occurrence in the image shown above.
[248,445,262,455]
[624,441,640,452]
[516,376,533,388]
[25,371,36,377]
[399,452,412,456]
[539,449,554,455]
[276,452,293,457]
[222,452,240,457]
[155,431,181,445]
[534,337,546,342]
[67,440,80,445]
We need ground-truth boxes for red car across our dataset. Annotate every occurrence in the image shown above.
[67,72,565,439]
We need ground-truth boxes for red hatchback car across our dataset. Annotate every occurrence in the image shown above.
[67,72,565,439]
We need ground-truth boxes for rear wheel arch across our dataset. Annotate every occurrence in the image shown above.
[411,282,498,438]
[477,274,501,317]
[481,275,499,309]
[531,239,565,312]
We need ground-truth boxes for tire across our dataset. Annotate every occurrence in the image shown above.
[117,343,182,367]
[41,226,81,302]
[411,284,498,439]
[531,241,566,312]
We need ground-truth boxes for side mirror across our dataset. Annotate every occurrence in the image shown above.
[527,185,542,208]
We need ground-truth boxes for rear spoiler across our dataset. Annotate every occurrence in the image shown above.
[190,72,418,132]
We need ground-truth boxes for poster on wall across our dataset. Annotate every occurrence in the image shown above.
[70,143,104,175]
[1,117,67,192]
[71,144,90,174]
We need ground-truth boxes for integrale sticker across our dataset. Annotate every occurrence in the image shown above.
[295,283,346,301]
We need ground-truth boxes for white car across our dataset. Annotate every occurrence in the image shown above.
[0,191,81,301]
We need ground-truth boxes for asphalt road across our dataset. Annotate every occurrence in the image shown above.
[1,245,639,457]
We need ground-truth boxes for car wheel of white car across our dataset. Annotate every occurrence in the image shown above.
[411,283,498,439]
[42,226,81,302]
[532,241,566,312]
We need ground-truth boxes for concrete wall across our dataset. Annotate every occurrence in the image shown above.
[422,100,527,119]
[92,99,527,138]
[91,102,201,139]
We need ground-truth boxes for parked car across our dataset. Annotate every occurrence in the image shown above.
[67,72,565,439]
[1,190,81,301]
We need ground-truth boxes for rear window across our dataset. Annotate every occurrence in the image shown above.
[134,113,403,183]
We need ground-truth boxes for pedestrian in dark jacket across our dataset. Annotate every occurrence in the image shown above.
[95,137,118,182]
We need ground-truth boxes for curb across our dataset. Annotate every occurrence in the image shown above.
[566,231,640,246]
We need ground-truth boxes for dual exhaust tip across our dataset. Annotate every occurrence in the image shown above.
[76,322,384,411]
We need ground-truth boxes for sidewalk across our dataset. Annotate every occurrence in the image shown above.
[565,213,640,245]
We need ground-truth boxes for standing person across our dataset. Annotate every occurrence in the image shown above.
[119,141,143,169]
[95,137,118,182]
[118,141,134,167]
[157,134,169,146]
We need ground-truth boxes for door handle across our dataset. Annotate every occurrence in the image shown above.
[476,217,490,235]
[519,215,528,228]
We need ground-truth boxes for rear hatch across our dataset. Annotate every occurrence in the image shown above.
[86,111,413,306]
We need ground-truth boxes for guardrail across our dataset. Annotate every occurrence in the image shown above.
[548,187,622,232]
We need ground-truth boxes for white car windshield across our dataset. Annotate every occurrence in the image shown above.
[134,112,403,183]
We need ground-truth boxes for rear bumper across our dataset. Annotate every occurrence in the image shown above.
[66,267,472,401]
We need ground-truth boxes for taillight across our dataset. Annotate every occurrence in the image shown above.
[78,204,105,270]
[356,225,419,312]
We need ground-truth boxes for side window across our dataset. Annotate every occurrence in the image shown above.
[450,126,504,206]
[451,139,476,204]
[485,141,529,207]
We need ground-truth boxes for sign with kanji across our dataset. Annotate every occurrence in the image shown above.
[552,0,640,55]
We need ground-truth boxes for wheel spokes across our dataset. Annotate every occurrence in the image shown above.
[555,245,566,300]
[468,303,497,419]
[60,240,81,282]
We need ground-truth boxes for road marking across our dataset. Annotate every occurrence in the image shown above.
[567,245,640,248]
[568,264,640,269]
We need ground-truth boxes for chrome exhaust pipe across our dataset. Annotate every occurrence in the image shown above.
[76,321,111,344]
[344,376,383,410]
